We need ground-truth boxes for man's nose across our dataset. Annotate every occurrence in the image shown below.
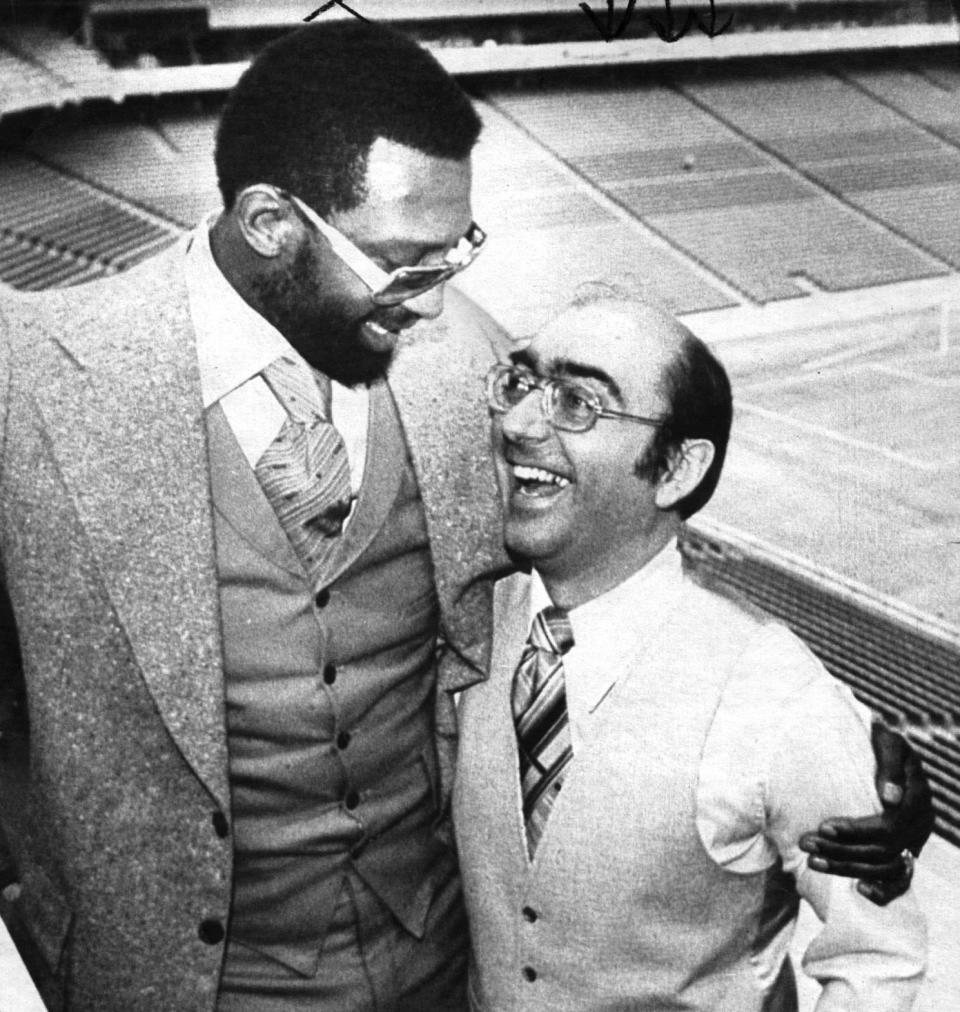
[403,283,445,320]
[501,387,551,443]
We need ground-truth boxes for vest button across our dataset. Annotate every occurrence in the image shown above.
[212,811,229,838]
[336,730,351,750]
[315,588,331,608]
[322,663,337,685]
[198,919,225,945]
[344,789,360,810]
[522,965,537,982]
[522,905,538,923]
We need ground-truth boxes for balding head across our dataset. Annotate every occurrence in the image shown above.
[542,289,731,517]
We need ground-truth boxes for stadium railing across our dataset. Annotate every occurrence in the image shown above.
[681,517,960,846]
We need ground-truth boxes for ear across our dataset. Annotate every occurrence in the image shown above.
[234,185,299,259]
[653,438,715,511]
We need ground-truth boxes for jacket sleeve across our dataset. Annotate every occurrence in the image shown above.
[0,300,24,889]
[445,282,517,362]
[0,299,10,475]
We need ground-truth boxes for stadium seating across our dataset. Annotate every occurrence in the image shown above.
[0,41,69,114]
[848,66,960,140]
[0,154,178,287]
[489,79,947,304]
[26,119,220,227]
[683,68,960,278]
[10,25,113,92]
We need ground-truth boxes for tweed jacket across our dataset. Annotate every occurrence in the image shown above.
[0,244,511,1010]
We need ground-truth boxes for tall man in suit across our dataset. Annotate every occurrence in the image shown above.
[455,287,928,1011]
[0,20,932,1012]
[0,22,511,1012]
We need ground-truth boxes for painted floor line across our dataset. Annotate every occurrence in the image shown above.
[867,363,960,386]
[736,402,956,472]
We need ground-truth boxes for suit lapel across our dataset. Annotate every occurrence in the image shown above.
[29,248,229,809]
[388,296,509,691]
[491,574,531,696]
[206,403,302,577]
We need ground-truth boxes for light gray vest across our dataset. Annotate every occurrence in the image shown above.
[454,572,796,1012]
[207,381,455,976]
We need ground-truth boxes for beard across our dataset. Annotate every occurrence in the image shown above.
[251,238,402,387]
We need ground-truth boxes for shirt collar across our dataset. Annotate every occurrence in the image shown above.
[531,538,685,714]
[185,212,299,409]
[530,538,683,627]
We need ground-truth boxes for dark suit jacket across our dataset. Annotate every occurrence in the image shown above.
[0,244,511,1010]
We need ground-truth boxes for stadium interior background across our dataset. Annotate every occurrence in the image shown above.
[0,1,958,1008]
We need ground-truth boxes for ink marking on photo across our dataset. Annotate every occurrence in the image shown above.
[579,0,638,41]
[579,0,734,42]
[304,1,370,23]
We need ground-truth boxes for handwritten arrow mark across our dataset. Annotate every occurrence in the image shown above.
[304,1,369,22]
[696,0,734,37]
[647,0,695,43]
[579,0,638,42]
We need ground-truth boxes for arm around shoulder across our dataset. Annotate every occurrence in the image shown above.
[753,627,927,1011]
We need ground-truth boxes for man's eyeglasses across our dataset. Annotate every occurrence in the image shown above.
[486,364,666,434]
[284,191,486,307]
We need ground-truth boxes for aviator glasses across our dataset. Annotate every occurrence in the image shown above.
[486,364,666,434]
[285,191,485,306]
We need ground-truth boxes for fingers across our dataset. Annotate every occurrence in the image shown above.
[805,853,907,881]
[879,781,904,805]
[868,727,935,856]
[899,747,936,852]
[871,721,908,807]
[799,815,906,883]
[800,829,905,881]
[856,876,910,907]
[806,811,900,850]
[799,833,893,865]
[855,849,915,906]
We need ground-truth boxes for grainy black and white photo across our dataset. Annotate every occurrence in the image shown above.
[0,1,957,1009]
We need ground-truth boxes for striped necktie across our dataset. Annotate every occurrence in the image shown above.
[512,605,575,858]
[254,357,353,584]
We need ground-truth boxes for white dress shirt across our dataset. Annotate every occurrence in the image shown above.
[528,540,926,1003]
[529,540,685,756]
[183,214,368,506]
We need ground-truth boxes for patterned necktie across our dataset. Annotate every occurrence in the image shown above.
[254,357,353,584]
[512,605,575,858]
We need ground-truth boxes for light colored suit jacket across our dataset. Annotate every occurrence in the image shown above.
[0,244,511,1010]
[454,569,926,1012]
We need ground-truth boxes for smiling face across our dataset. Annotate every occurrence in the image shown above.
[492,300,683,606]
[252,137,473,386]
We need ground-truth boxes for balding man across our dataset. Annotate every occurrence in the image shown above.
[453,289,927,1011]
